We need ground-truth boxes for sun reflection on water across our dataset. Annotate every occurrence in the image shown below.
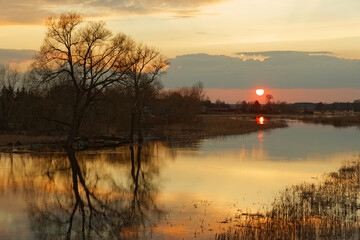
[258,131,264,142]
[256,116,264,125]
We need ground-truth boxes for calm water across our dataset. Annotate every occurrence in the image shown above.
[0,121,360,239]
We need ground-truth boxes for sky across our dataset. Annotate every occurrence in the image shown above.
[1,0,360,103]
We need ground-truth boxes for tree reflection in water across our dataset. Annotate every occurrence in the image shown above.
[25,143,161,240]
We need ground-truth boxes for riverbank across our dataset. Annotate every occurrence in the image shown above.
[155,115,287,143]
[295,114,360,126]
[0,115,287,151]
[0,134,65,147]
[5,111,360,151]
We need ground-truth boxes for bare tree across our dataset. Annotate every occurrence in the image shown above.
[265,94,274,113]
[0,64,7,88]
[121,43,168,142]
[0,65,22,128]
[32,12,135,148]
[0,64,22,90]
[265,94,274,104]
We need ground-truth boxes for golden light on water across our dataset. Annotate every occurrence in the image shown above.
[256,89,265,96]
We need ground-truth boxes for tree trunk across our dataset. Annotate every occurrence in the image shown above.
[66,106,83,149]
[129,105,136,144]
[137,103,143,142]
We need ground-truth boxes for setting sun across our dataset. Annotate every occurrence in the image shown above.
[256,116,264,125]
[256,89,265,96]
[2,2,360,239]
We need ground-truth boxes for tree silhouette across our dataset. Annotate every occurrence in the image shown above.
[32,12,135,148]
[122,43,167,143]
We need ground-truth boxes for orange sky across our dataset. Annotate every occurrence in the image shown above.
[2,0,360,59]
[205,88,360,103]
[1,0,360,102]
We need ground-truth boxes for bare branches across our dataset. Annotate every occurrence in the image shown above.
[34,13,137,97]
[121,43,168,96]
[33,12,167,147]
[120,43,168,142]
[32,13,133,146]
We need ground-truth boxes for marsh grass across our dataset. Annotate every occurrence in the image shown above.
[216,159,360,240]
[216,217,358,240]
[298,115,360,127]
[157,115,287,140]
[1,115,287,149]
[198,115,287,136]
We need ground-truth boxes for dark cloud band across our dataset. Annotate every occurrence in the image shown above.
[164,52,360,89]
[0,49,37,64]
[0,0,230,25]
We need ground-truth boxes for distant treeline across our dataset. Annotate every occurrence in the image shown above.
[203,98,360,114]
[203,98,293,114]
[302,101,360,112]
[2,67,359,137]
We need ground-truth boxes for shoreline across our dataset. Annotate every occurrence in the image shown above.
[0,115,287,152]
[3,111,359,152]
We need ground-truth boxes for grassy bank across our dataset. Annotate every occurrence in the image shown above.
[0,115,287,149]
[297,114,360,127]
[154,115,287,143]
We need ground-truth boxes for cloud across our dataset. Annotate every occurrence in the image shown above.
[0,0,230,25]
[236,51,333,56]
[164,52,360,89]
[90,0,229,11]
[0,49,37,65]
[0,1,52,25]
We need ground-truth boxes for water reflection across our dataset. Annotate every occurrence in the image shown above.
[257,131,264,143]
[1,122,360,239]
[198,122,360,160]
[0,143,163,239]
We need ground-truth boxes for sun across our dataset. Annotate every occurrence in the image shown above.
[256,89,265,96]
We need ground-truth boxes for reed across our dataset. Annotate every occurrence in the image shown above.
[216,159,360,240]
[198,116,287,136]
[298,115,360,127]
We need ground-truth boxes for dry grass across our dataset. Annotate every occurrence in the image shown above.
[199,115,287,136]
[154,115,287,144]
[298,115,360,127]
[0,115,287,149]
[215,159,360,240]
[215,216,358,240]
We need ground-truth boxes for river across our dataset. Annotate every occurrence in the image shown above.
[0,120,359,239]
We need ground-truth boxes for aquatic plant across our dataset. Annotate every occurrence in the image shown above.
[215,159,360,240]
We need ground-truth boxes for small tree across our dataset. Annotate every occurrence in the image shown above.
[121,43,167,142]
[265,94,274,113]
[162,83,204,125]
[250,100,261,113]
[33,12,135,147]
[241,100,248,113]
[315,102,324,113]
[0,65,22,129]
